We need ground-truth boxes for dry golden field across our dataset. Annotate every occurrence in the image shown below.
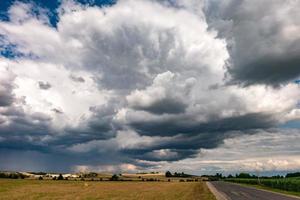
[0,179,216,200]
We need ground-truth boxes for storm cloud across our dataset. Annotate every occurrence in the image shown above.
[0,0,299,173]
[204,0,300,86]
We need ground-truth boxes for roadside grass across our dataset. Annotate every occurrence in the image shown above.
[230,181,300,198]
[0,179,216,200]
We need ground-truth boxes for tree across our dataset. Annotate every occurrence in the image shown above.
[216,173,223,179]
[236,173,252,179]
[110,174,119,181]
[57,174,64,180]
[165,171,172,177]
[286,172,300,178]
[228,174,233,178]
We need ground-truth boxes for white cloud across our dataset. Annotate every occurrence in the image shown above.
[0,58,110,130]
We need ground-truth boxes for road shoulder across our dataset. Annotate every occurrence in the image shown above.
[206,182,229,200]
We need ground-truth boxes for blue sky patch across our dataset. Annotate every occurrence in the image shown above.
[0,0,116,27]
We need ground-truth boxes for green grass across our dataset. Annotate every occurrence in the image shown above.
[226,178,300,198]
[245,183,300,197]
[0,179,216,200]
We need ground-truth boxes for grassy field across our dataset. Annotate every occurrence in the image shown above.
[239,182,300,197]
[226,178,300,197]
[0,179,216,200]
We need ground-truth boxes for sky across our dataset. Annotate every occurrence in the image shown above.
[0,0,300,175]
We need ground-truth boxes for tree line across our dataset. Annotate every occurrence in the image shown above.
[165,171,192,178]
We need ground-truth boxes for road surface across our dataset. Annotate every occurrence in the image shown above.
[208,181,300,200]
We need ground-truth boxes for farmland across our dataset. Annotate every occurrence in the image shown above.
[0,179,216,200]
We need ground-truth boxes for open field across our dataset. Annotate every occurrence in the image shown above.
[0,179,216,200]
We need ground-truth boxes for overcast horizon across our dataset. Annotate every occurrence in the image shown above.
[0,0,300,176]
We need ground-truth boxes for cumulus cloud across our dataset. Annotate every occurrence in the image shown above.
[0,0,299,173]
[127,71,195,114]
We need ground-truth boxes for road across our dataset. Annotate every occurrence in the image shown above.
[208,181,300,200]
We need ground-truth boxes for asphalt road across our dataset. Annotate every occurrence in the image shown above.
[209,181,300,200]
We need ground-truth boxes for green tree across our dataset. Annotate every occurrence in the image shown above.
[57,174,64,180]
[165,171,172,177]
[110,174,119,181]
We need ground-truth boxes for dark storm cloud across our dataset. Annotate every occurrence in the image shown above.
[0,138,50,153]
[118,129,257,162]
[204,0,300,86]
[38,81,51,90]
[129,112,276,136]
[0,100,117,151]
[61,128,229,163]
[88,118,115,135]
[0,72,15,107]
[45,104,118,146]
[155,132,230,150]
[0,110,52,137]
[0,89,14,106]
[125,149,199,162]
[228,52,300,86]
[87,103,120,136]
[45,106,119,146]
[122,147,198,162]
[51,129,113,146]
